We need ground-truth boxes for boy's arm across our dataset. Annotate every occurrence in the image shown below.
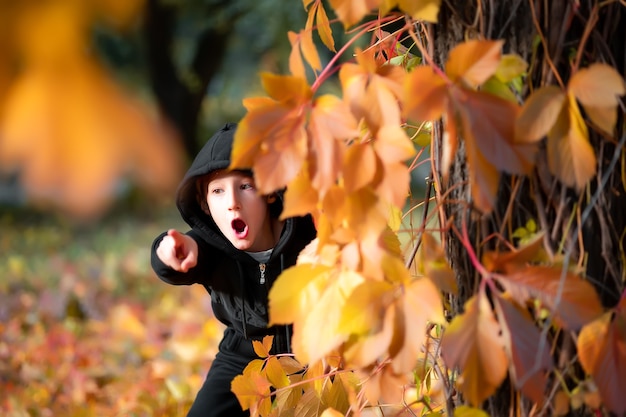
[151,229,211,285]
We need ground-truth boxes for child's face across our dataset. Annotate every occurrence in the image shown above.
[205,170,275,252]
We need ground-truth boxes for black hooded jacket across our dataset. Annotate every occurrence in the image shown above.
[151,123,316,354]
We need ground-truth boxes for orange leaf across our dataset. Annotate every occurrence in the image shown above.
[493,292,552,404]
[497,266,603,330]
[327,0,379,28]
[568,65,625,135]
[261,72,312,104]
[403,65,448,122]
[231,371,272,413]
[568,63,626,108]
[482,232,547,273]
[516,86,566,143]
[445,40,504,87]
[282,166,319,220]
[308,94,358,195]
[440,290,508,406]
[231,86,309,194]
[252,335,274,358]
[455,88,536,175]
[314,2,335,52]
[288,31,307,79]
[343,142,377,192]
[340,48,405,134]
[464,128,501,214]
[302,10,322,71]
[546,94,596,190]
[577,297,626,415]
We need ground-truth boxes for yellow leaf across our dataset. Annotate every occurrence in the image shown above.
[495,54,528,83]
[516,85,566,143]
[269,264,331,326]
[296,268,365,364]
[343,303,397,367]
[320,407,344,417]
[337,280,394,335]
[264,356,291,389]
[454,405,491,417]
[445,40,504,88]
[398,0,441,23]
[391,278,444,373]
[547,94,596,190]
[440,291,508,406]
[403,65,448,122]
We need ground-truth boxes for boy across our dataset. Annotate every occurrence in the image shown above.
[151,123,316,416]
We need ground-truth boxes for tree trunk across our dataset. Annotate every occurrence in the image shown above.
[431,1,625,415]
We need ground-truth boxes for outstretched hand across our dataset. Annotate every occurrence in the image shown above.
[156,229,199,272]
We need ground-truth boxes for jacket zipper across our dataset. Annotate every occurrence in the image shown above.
[259,263,266,284]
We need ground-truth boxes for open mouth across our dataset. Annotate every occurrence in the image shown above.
[232,219,248,237]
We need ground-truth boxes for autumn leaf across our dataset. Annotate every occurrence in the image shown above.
[403,65,448,122]
[343,302,397,367]
[516,86,566,143]
[327,0,380,28]
[303,9,323,70]
[496,266,603,330]
[445,40,504,88]
[305,0,335,52]
[282,164,319,220]
[418,233,458,294]
[493,292,552,404]
[231,73,312,194]
[288,31,308,79]
[395,0,441,23]
[231,370,272,414]
[440,290,508,406]
[340,48,405,134]
[546,93,597,190]
[568,63,626,135]
[307,94,358,195]
[454,87,536,175]
[294,268,365,364]
[390,278,444,374]
[252,335,274,359]
[482,231,547,273]
[577,295,626,415]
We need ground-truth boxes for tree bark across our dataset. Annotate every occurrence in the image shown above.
[430,1,625,415]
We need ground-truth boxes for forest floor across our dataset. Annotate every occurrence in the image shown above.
[0,204,223,417]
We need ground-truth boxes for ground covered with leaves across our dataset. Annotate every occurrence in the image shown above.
[0,206,224,416]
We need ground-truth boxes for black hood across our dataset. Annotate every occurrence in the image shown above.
[175,122,287,257]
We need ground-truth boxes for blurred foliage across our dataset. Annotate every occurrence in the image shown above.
[0,207,225,416]
[0,0,310,219]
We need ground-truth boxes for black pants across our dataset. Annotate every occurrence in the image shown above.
[186,328,255,417]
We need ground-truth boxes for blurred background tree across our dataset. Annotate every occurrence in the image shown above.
[0,0,307,219]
